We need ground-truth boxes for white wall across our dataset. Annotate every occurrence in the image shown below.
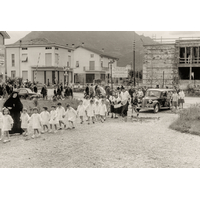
[73,47,102,74]
[6,46,74,83]
[73,47,117,75]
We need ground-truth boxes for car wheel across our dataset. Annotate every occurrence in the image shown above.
[154,104,159,113]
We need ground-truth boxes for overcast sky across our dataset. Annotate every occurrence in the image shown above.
[5,31,200,44]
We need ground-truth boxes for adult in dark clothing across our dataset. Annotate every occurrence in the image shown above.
[64,86,73,99]
[33,85,38,93]
[57,87,62,99]
[6,84,11,95]
[0,85,3,97]
[41,85,47,100]
[85,84,89,96]
[4,92,23,134]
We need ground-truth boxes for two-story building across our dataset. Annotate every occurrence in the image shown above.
[6,38,74,85]
[0,31,10,81]
[73,45,118,84]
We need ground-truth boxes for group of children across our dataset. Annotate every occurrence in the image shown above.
[0,103,77,143]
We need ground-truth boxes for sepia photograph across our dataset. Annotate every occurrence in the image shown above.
[1,31,200,168]
[1,1,200,199]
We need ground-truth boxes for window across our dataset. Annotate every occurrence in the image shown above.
[22,71,28,80]
[22,48,28,50]
[179,67,190,80]
[55,53,59,65]
[21,54,28,62]
[55,47,59,50]
[68,56,71,67]
[76,61,79,68]
[101,74,105,80]
[45,47,52,50]
[101,61,103,67]
[11,54,15,67]
[45,53,52,66]
[11,71,16,78]
[90,54,94,58]
[89,61,95,70]
[68,50,71,53]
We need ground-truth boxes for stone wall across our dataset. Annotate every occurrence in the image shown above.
[143,44,178,88]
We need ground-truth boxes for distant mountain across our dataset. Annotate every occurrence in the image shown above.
[15,31,155,70]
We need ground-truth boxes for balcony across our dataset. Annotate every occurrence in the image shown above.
[179,57,200,66]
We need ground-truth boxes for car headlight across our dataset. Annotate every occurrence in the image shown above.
[149,99,152,104]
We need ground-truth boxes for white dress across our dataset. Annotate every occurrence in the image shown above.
[40,111,50,125]
[49,110,59,125]
[2,114,14,132]
[77,105,85,117]
[83,99,90,109]
[20,113,30,129]
[85,104,95,117]
[64,108,77,122]
[0,112,3,129]
[94,104,100,115]
[29,113,42,129]
[99,104,107,116]
[56,107,65,121]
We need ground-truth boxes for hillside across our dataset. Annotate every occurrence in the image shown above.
[16,31,155,70]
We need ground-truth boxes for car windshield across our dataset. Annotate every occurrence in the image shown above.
[146,90,161,98]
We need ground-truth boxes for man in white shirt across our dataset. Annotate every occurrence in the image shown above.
[120,86,130,122]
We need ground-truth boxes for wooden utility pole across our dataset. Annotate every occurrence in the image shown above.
[133,32,136,87]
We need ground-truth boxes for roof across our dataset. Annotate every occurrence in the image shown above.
[76,46,119,60]
[0,31,10,39]
[6,38,74,50]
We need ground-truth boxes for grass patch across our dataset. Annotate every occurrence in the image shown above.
[169,104,200,136]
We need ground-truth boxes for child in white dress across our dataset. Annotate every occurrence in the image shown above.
[99,99,107,123]
[49,106,58,133]
[85,100,95,125]
[77,100,85,124]
[2,108,13,143]
[0,109,3,140]
[56,103,65,130]
[94,101,100,121]
[29,107,42,139]
[40,107,50,133]
[63,104,77,129]
[20,108,30,136]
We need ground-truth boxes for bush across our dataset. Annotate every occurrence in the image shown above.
[170,104,200,133]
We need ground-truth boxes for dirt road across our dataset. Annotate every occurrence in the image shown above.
[1,106,200,168]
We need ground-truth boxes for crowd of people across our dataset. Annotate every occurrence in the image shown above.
[0,80,187,144]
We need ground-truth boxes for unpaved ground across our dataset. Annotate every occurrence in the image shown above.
[1,108,200,168]
[1,94,200,168]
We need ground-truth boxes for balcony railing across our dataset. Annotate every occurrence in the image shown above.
[179,58,200,64]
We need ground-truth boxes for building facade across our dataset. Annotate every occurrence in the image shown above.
[6,38,74,85]
[73,46,118,84]
[143,38,200,89]
[0,31,10,82]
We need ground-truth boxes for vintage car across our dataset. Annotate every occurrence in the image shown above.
[140,88,174,113]
[15,88,42,100]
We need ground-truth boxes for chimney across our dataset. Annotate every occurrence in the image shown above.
[72,44,75,48]
[82,42,84,47]
[102,48,104,53]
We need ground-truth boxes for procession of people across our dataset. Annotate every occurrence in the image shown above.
[0,78,186,144]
